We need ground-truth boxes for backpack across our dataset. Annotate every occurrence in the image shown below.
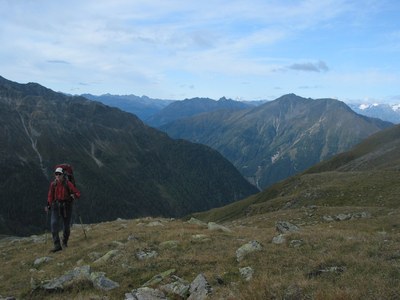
[52,163,76,201]
[55,163,76,187]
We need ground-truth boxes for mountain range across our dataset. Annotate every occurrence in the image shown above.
[80,94,396,190]
[193,121,400,223]
[81,93,174,121]
[1,74,396,237]
[145,97,254,127]
[0,76,257,236]
[81,93,400,125]
[160,94,392,189]
[348,102,400,124]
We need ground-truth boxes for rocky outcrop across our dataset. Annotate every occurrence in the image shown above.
[239,267,254,281]
[188,274,212,300]
[33,265,119,291]
[322,211,370,222]
[275,221,300,233]
[125,272,211,300]
[236,240,263,262]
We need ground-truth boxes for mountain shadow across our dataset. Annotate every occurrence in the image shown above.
[0,76,258,236]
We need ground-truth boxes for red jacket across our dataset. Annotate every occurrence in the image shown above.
[47,179,81,205]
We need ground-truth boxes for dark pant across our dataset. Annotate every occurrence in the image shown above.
[51,201,73,246]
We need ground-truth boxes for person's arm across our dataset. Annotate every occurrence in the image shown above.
[47,182,55,205]
[46,182,54,211]
[68,181,81,199]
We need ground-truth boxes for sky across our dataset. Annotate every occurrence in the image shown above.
[1,0,400,104]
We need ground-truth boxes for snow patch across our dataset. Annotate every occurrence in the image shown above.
[392,104,400,112]
[271,152,280,164]
[359,103,379,110]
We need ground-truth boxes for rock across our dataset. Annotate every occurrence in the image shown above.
[191,234,210,243]
[0,296,16,300]
[136,249,158,260]
[125,287,167,300]
[128,235,139,241]
[159,240,179,249]
[42,268,81,291]
[188,274,212,300]
[187,217,207,227]
[322,215,334,222]
[289,239,303,248]
[143,269,176,287]
[335,213,351,221]
[90,271,120,291]
[276,221,300,233]
[88,251,102,261]
[93,250,119,264]
[112,240,125,247]
[39,265,119,291]
[146,221,164,227]
[30,235,45,244]
[272,234,286,245]
[307,265,346,278]
[239,267,254,281]
[236,240,263,262]
[207,222,231,233]
[352,211,370,219]
[323,211,370,223]
[159,275,190,298]
[30,277,40,290]
[33,256,53,266]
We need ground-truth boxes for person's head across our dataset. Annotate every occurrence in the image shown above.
[55,167,64,181]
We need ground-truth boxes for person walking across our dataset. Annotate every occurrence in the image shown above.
[46,167,81,252]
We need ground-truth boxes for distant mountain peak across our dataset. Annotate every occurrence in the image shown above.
[349,102,400,123]
[359,103,379,110]
[161,95,392,189]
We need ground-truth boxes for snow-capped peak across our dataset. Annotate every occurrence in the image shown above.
[359,103,379,110]
[392,104,400,112]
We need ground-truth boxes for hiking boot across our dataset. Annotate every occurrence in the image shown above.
[50,244,62,253]
[62,234,69,248]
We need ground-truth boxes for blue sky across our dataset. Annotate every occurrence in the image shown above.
[1,0,399,103]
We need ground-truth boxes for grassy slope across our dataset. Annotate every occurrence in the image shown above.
[191,124,400,223]
[1,110,399,299]
[1,209,399,299]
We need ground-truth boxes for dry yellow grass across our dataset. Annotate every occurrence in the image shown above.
[1,206,400,299]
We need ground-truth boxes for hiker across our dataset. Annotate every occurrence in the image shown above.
[46,167,81,252]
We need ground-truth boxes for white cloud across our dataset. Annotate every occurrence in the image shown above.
[288,61,329,72]
[0,0,398,100]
